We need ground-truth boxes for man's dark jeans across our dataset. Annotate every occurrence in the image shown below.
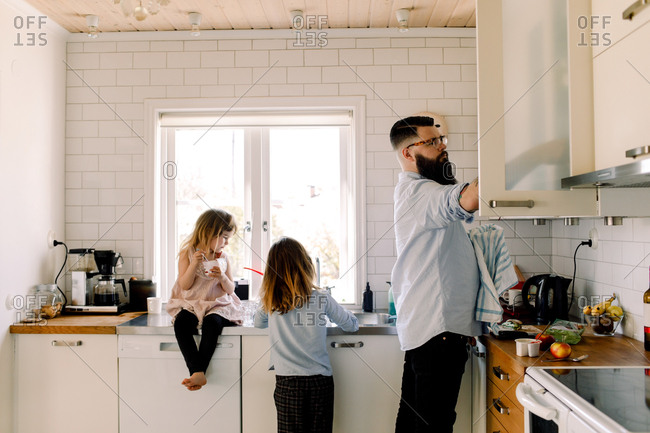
[395,332,469,433]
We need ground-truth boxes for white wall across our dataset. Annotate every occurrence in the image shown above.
[0,0,67,430]
[63,29,480,307]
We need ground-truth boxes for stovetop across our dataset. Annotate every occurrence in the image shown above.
[533,367,650,432]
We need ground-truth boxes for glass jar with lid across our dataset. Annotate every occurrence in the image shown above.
[34,284,64,319]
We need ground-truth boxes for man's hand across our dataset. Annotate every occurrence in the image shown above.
[459,178,479,212]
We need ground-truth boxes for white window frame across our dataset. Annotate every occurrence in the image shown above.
[144,97,366,304]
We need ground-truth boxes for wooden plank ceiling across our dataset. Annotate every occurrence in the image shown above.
[24,0,476,34]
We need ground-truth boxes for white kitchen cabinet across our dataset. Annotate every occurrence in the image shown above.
[242,334,473,433]
[242,334,406,433]
[592,0,650,170]
[118,334,241,433]
[327,335,473,433]
[14,334,118,433]
[241,335,277,433]
[476,0,597,217]
[326,335,403,432]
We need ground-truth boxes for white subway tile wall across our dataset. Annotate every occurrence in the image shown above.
[65,35,473,297]
[552,218,650,342]
[65,33,557,313]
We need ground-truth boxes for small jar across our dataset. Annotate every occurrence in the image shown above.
[34,284,64,319]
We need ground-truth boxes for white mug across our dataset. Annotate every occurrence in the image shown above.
[147,297,162,314]
[503,288,523,307]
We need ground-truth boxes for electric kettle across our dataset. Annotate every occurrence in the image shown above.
[520,274,571,324]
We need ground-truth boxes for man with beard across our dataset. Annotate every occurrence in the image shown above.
[389,115,479,433]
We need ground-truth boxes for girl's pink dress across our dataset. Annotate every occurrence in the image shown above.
[166,249,243,326]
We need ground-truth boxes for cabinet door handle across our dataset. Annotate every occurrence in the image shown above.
[488,200,535,208]
[492,366,509,381]
[51,340,82,347]
[330,341,364,348]
[159,342,234,351]
[492,398,510,415]
[471,345,485,358]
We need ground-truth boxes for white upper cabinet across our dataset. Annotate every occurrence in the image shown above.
[477,0,597,217]
[592,0,650,170]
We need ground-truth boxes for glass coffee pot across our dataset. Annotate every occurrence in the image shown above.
[94,276,127,306]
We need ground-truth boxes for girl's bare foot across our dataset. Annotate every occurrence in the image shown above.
[183,372,207,391]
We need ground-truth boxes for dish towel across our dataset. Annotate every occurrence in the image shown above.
[468,224,519,323]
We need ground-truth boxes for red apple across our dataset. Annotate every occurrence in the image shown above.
[550,342,572,359]
[535,333,555,351]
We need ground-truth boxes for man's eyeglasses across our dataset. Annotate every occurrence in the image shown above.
[406,136,448,150]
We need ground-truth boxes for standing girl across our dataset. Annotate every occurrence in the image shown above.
[254,237,359,433]
[166,209,243,391]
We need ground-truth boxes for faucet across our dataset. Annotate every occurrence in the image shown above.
[315,257,321,287]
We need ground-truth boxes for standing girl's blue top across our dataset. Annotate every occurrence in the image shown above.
[254,289,359,376]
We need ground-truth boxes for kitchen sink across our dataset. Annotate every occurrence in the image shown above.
[352,312,394,326]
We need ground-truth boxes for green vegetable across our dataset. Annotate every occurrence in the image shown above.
[546,319,586,345]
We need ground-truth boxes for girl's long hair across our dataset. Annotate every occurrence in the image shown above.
[179,209,237,256]
[259,237,316,314]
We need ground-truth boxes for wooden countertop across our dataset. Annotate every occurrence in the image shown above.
[483,326,650,367]
[9,312,144,334]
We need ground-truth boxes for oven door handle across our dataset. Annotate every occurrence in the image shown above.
[516,383,557,420]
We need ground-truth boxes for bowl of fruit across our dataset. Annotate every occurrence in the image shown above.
[583,294,624,336]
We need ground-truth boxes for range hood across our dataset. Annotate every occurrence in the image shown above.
[562,146,650,189]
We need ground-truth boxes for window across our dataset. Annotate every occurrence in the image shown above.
[153,103,364,304]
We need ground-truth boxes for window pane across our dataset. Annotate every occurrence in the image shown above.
[269,128,351,302]
[174,128,246,280]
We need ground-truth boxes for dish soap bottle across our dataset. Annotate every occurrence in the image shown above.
[387,281,396,316]
[362,282,373,312]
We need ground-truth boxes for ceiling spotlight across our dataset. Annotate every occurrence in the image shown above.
[290,10,303,30]
[115,0,170,21]
[134,1,148,21]
[396,8,410,32]
[86,14,99,38]
[189,12,202,37]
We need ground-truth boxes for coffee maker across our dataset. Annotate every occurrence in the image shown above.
[68,248,99,306]
[66,250,128,314]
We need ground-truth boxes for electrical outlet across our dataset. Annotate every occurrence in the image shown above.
[589,228,599,249]
[47,230,57,248]
[5,294,15,310]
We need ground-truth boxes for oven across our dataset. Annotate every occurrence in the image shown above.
[517,367,650,433]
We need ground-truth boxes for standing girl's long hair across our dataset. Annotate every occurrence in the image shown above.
[179,209,237,256]
[259,237,316,314]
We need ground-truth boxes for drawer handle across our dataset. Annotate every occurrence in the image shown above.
[159,342,234,351]
[488,200,535,208]
[492,366,509,381]
[330,342,364,348]
[492,398,510,415]
[51,340,82,347]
